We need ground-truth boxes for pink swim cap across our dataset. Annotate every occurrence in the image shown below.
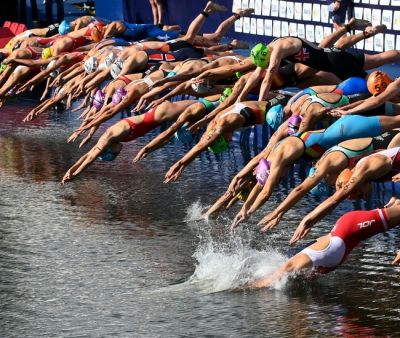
[287,115,303,135]
[255,158,271,186]
[112,87,127,105]
[93,89,105,111]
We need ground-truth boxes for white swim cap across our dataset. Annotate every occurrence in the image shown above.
[191,80,213,94]
[110,58,123,79]
[84,56,98,74]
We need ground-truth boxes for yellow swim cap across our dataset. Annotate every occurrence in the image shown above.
[42,47,53,60]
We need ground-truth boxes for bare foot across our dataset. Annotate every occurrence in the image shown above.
[205,1,228,13]
[364,24,387,38]
[229,39,249,49]
[348,17,372,30]
[236,8,255,17]
[162,25,181,31]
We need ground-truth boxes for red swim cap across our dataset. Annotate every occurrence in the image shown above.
[367,71,393,95]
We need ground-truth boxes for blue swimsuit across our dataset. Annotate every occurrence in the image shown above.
[294,115,382,160]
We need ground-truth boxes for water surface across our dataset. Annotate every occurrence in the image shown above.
[0,101,399,337]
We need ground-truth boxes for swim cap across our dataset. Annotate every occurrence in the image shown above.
[98,146,118,161]
[47,59,59,78]
[84,56,98,74]
[58,20,71,35]
[208,134,229,153]
[336,168,352,191]
[250,43,270,69]
[219,87,233,103]
[236,188,250,202]
[0,63,7,73]
[110,58,123,79]
[93,89,105,111]
[104,52,117,68]
[166,71,177,78]
[367,71,393,95]
[308,167,332,197]
[91,24,104,42]
[41,47,52,59]
[287,114,303,135]
[174,122,194,144]
[191,81,213,94]
[111,87,127,105]
[235,71,242,79]
[266,104,285,130]
[336,77,368,96]
[255,158,271,185]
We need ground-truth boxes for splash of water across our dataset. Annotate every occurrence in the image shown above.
[182,202,288,293]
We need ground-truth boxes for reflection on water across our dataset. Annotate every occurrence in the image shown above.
[0,102,399,336]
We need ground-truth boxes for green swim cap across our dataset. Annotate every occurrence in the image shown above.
[0,63,7,72]
[250,43,270,69]
[219,87,233,103]
[235,71,242,79]
[208,134,229,153]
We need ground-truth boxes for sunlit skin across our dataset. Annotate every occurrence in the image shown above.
[249,199,400,289]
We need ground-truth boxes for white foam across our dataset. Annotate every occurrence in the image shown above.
[182,202,289,292]
[188,235,287,292]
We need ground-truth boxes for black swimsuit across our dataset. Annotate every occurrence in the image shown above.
[279,37,367,80]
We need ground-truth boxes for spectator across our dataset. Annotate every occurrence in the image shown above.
[149,0,164,25]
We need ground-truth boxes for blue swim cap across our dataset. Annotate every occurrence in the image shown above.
[308,167,332,197]
[174,122,194,144]
[337,77,368,96]
[98,146,118,161]
[58,20,71,35]
[166,71,177,78]
[266,104,285,130]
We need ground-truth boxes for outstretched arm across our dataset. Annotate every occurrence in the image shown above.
[61,131,115,184]
[289,161,384,244]
[164,123,227,183]
[331,78,400,116]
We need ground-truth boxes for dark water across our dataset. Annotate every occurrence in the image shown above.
[1,101,400,337]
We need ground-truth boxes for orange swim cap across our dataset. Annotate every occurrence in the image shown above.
[367,71,393,95]
[336,168,353,191]
[91,24,104,43]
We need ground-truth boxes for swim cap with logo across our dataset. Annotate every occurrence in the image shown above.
[250,43,270,69]
[112,87,127,105]
[84,56,98,73]
[287,114,303,135]
[58,20,71,35]
[91,24,104,42]
[219,87,233,102]
[266,104,285,130]
[110,58,123,79]
[208,134,229,153]
[367,71,393,96]
[191,80,213,94]
[255,158,271,185]
[93,89,105,111]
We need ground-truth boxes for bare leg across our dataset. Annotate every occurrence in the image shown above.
[149,0,159,25]
[181,1,228,43]
[335,24,387,50]
[155,0,163,25]
[363,49,400,70]
[319,17,371,48]
[203,8,254,42]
